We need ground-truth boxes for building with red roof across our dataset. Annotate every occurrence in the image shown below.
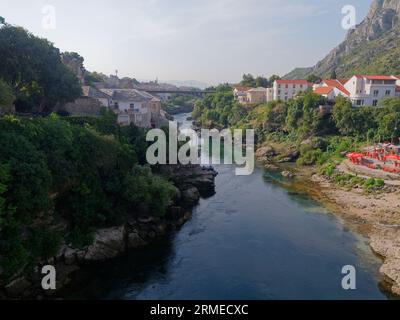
[273,79,313,101]
[343,75,397,106]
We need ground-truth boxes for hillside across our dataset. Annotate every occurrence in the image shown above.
[285,0,400,79]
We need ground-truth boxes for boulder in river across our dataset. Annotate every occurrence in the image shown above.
[182,187,201,205]
[281,171,294,179]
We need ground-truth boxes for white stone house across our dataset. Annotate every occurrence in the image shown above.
[392,75,400,97]
[313,79,350,100]
[273,80,313,101]
[100,89,162,128]
[343,75,397,107]
[81,86,112,107]
[233,85,251,103]
[246,87,268,103]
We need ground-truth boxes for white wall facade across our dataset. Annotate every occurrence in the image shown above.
[344,76,397,107]
[273,81,311,101]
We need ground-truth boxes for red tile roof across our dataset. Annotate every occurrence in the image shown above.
[323,79,350,96]
[233,85,251,92]
[355,75,395,80]
[337,79,349,85]
[313,86,334,95]
[276,80,313,86]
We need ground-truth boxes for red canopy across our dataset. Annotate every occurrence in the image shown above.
[347,153,364,158]
[385,155,400,161]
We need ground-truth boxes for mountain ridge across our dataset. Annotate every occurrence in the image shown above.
[284,0,400,79]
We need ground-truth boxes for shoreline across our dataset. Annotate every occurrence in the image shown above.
[0,164,217,299]
[265,162,400,297]
[309,176,400,297]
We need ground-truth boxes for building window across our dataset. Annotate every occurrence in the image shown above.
[300,85,303,88]
[356,100,362,106]
[278,90,281,94]
[293,85,296,89]
[130,103,135,109]
[373,90,379,97]
[114,102,119,109]
[372,100,378,106]
[278,85,281,89]
[385,90,391,96]
[285,85,288,89]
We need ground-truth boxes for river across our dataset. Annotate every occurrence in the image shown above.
[61,113,387,300]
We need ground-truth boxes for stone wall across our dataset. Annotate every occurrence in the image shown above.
[61,97,103,116]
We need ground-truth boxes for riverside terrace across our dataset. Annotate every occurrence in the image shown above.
[347,144,400,176]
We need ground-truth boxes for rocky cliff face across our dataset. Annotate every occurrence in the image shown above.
[285,0,400,79]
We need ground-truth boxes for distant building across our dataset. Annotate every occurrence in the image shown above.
[392,75,400,97]
[273,80,313,101]
[100,89,163,128]
[81,86,112,107]
[343,75,397,107]
[246,87,268,103]
[312,75,398,106]
[313,79,350,100]
[233,85,251,104]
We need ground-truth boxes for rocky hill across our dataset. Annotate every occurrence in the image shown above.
[285,0,400,79]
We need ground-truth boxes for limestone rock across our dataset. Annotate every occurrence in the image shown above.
[127,231,147,249]
[84,226,126,261]
[182,187,200,204]
[5,277,31,297]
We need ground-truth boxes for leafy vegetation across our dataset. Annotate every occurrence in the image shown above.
[0,79,14,114]
[0,111,178,280]
[162,94,198,115]
[193,86,400,176]
[240,74,281,88]
[0,23,81,113]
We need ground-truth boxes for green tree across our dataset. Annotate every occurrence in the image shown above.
[0,25,81,113]
[332,96,354,135]
[0,79,15,114]
[268,75,281,84]
[255,76,269,88]
[306,74,321,83]
[240,74,256,87]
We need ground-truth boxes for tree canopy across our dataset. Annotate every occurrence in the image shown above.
[0,24,81,113]
[0,79,14,114]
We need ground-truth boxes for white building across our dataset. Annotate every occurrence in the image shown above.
[266,87,274,102]
[81,86,112,107]
[233,85,251,104]
[343,75,397,107]
[246,87,268,103]
[313,79,350,100]
[392,75,400,97]
[273,80,313,101]
[100,89,162,128]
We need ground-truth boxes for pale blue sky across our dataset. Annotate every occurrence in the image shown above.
[0,0,370,85]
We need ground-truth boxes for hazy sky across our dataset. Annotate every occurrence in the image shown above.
[0,0,370,85]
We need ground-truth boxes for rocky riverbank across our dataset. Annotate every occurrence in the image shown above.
[0,165,217,299]
[256,144,400,297]
[309,174,400,297]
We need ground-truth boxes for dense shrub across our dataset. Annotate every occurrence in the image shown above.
[0,112,177,279]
